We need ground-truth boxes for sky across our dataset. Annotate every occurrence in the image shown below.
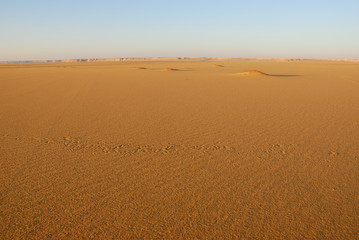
[1,0,358,61]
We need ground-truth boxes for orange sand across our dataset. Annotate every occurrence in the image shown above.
[1,60,359,239]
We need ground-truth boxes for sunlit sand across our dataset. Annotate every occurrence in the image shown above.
[1,60,359,238]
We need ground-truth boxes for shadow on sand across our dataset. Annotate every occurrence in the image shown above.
[163,68,192,72]
[268,74,300,77]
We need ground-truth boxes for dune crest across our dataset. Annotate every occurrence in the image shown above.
[236,70,269,76]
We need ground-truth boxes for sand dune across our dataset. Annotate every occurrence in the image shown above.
[236,69,269,76]
[1,60,359,239]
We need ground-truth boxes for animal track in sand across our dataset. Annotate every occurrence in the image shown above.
[6,135,350,161]
[326,151,340,167]
[30,137,303,160]
[328,151,339,156]
[257,143,300,161]
[32,136,237,156]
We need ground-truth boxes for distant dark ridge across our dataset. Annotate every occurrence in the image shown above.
[1,57,358,64]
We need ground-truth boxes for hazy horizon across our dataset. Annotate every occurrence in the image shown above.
[1,56,359,63]
[1,0,359,61]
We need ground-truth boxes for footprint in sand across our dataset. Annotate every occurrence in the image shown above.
[328,151,339,156]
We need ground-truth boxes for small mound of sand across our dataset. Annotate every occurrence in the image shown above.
[236,70,269,76]
[134,67,147,70]
[163,68,180,71]
[213,64,224,67]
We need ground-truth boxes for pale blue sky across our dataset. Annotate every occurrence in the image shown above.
[1,0,358,61]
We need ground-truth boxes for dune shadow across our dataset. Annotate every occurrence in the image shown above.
[162,68,192,72]
[268,74,300,77]
[134,67,147,70]
[234,70,300,77]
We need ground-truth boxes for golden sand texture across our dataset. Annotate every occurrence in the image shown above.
[1,61,359,239]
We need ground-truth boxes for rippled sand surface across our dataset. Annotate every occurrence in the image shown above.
[1,61,359,239]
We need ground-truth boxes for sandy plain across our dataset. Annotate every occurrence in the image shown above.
[1,60,359,239]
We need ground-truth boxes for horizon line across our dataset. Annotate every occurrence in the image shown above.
[1,57,358,64]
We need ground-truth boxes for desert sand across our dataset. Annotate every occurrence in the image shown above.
[1,60,359,239]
